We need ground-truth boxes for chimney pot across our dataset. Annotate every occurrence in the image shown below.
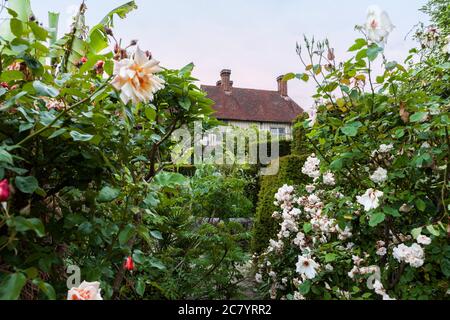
[277,75,288,97]
[220,69,232,92]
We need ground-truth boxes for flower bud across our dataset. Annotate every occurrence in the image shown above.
[124,256,134,271]
[0,179,11,202]
[327,48,335,61]
[104,26,113,36]
[130,39,138,46]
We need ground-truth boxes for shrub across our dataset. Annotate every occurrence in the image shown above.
[254,1,450,300]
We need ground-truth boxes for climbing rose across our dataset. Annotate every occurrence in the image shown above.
[416,235,431,246]
[370,167,388,184]
[112,46,165,105]
[356,188,383,212]
[364,5,394,47]
[0,179,10,202]
[124,256,134,271]
[296,256,319,279]
[67,281,103,300]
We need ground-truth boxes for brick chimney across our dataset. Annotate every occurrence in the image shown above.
[277,75,288,97]
[218,69,232,92]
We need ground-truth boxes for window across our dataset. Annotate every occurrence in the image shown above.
[270,127,286,139]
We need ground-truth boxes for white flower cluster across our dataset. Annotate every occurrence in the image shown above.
[322,171,336,186]
[393,243,425,268]
[373,280,396,300]
[301,154,321,179]
[375,240,387,256]
[370,167,388,184]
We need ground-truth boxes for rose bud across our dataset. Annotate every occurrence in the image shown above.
[327,48,335,61]
[104,26,113,36]
[96,60,105,69]
[124,256,134,271]
[80,57,88,64]
[0,179,10,202]
[1,82,9,89]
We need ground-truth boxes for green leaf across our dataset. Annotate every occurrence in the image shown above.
[48,128,67,139]
[411,227,422,239]
[10,18,23,37]
[0,70,24,82]
[341,122,362,137]
[298,280,311,295]
[154,172,187,188]
[367,44,383,61]
[135,278,145,296]
[0,149,14,164]
[282,73,295,81]
[179,63,194,77]
[383,206,400,217]
[303,222,312,234]
[0,273,27,300]
[150,230,163,240]
[15,176,39,194]
[341,126,358,137]
[11,217,45,237]
[348,38,367,51]
[415,199,426,212]
[29,21,48,40]
[410,112,427,123]
[119,224,135,246]
[179,96,191,110]
[426,225,440,237]
[70,131,94,142]
[325,253,337,262]
[34,280,56,300]
[369,212,385,227]
[97,1,137,27]
[97,186,120,203]
[148,257,166,270]
[33,81,59,97]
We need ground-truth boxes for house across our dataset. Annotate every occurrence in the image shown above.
[201,69,304,140]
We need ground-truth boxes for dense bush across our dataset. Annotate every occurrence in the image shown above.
[254,2,450,300]
[291,113,312,157]
[251,155,308,254]
[0,0,249,300]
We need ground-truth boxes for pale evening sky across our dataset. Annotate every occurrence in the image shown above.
[29,0,428,112]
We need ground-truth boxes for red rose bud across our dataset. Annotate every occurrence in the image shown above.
[124,256,134,271]
[1,82,9,89]
[80,57,88,64]
[0,179,10,202]
[96,60,105,69]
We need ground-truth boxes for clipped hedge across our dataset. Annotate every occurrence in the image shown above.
[251,155,308,253]
[291,113,311,157]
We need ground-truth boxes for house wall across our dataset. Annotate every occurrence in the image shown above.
[222,120,293,138]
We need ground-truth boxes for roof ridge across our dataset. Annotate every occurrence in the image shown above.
[201,84,279,93]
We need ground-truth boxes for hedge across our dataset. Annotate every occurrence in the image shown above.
[251,154,309,253]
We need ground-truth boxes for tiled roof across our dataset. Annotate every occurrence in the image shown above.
[201,85,304,124]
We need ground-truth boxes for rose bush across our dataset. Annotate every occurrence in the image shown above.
[0,0,252,300]
[255,2,449,300]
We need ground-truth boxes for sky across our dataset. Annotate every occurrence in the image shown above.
[29,0,429,112]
